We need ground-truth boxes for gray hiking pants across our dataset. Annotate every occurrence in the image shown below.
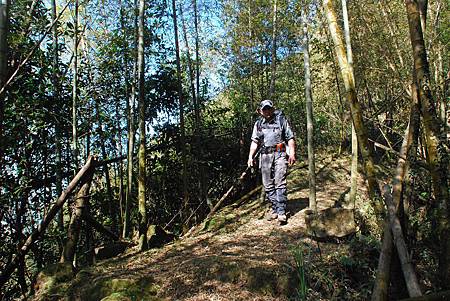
[260,151,288,215]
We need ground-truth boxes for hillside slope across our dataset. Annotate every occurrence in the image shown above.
[34,155,376,301]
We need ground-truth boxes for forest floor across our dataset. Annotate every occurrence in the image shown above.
[35,153,385,301]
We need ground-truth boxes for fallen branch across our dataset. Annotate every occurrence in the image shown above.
[372,82,421,300]
[371,220,393,301]
[94,155,127,167]
[183,167,254,237]
[384,185,422,297]
[0,156,95,289]
[83,213,119,241]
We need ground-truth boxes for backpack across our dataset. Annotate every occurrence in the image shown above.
[256,110,287,144]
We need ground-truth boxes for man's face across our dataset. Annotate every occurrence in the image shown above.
[261,106,274,119]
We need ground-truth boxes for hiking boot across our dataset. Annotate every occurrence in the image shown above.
[277,214,287,224]
[266,211,278,221]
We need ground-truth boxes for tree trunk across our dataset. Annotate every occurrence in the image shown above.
[323,0,382,216]
[72,0,79,170]
[404,0,449,287]
[115,100,125,233]
[61,168,94,264]
[384,185,422,297]
[180,2,208,213]
[137,0,148,252]
[0,0,9,164]
[115,1,127,227]
[379,0,406,70]
[0,156,95,289]
[301,8,316,212]
[372,221,393,301]
[15,131,33,294]
[180,5,196,118]
[172,0,189,230]
[248,0,255,116]
[341,0,358,207]
[95,100,117,234]
[322,22,346,154]
[190,0,207,213]
[417,0,427,32]
[51,0,64,231]
[269,0,278,99]
[123,0,138,239]
[372,82,421,300]
[193,0,200,105]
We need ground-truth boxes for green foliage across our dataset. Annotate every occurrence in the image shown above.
[1,0,448,298]
[289,243,308,301]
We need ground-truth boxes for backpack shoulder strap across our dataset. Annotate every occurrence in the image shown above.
[256,116,264,131]
[275,110,287,142]
[275,110,286,127]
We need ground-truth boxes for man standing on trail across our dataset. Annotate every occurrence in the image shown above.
[247,100,296,224]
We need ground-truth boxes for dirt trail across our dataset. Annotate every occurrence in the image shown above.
[53,155,369,301]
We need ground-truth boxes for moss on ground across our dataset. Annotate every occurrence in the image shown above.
[32,262,74,300]
[72,276,161,301]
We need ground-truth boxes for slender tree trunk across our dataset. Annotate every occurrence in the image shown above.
[322,22,346,154]
[172,0,189,230]
[95,101,117,234]
[123,0,138,239]
[115,2,127,225]
[193,0,200,103]
[16,134,32,294]
[404,0,449,287]
[51,0,64,231]
[61,169,94,264]
[115,100,125,233]
[259,53,264,99]
[80,29,118,236]
[301,8,316,212]
[191,0,207,212]
[179,3,206,213]
[417,0,428,33]
[323,0,382,216]
[0,0,9,164]
[248,0,254,117]
[341,0,358,206]
[269,0,278,99]
[0,156,95,289]
[379,0,406,70]
[180,5,196,115]
[384,184,422,297]
[72,0,79,170]
[137,0,147,251]
[372,221,393,301]
[443,69,449,134]
[372,82,421,300]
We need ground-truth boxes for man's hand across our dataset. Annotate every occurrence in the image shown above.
[247,141,258,167]
[288,154,296,166]
[287,139,296,166]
